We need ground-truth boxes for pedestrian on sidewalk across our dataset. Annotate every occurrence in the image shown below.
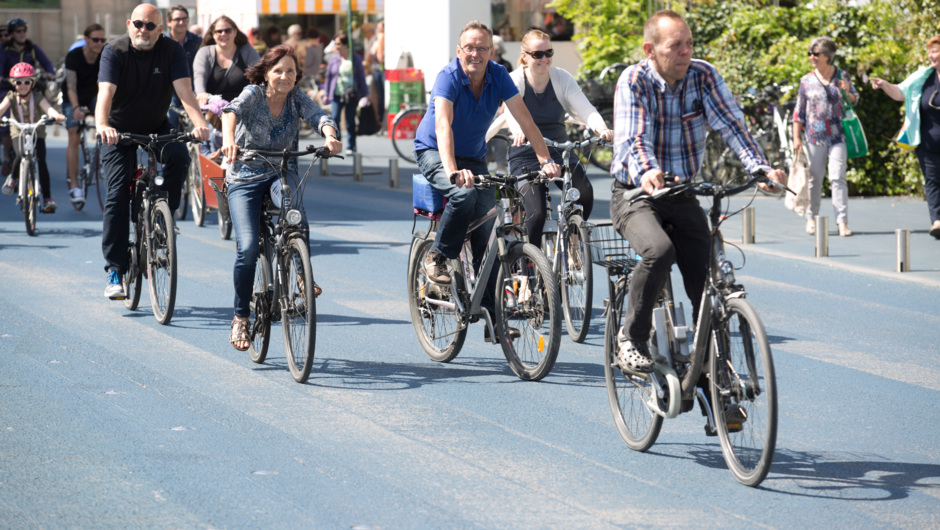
[871,35,940,239]
[793,36,858,237]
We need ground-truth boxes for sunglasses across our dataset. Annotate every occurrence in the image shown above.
[90,37,107,44]
[807,51,822,57]
[929,89,940,110]
[214,27,233,35]
[14,80,33,86]
[525,49,554,60]
[131,20,158,31]
[14,28,26,34]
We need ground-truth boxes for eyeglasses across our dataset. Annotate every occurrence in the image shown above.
[131,20,158,31]
[214,27,233,35]
[90,37,107,43]
[14,28,26,34]
[460,45,490,55]
[524,49,554,60]
[13,80,32,86]
[170,17,189,23]
[807,51,821,57]
[928,89,940,110]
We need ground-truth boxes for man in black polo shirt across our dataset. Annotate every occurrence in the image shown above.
[96,3,209,300]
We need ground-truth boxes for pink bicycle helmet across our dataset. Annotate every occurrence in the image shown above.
[9,62,35,79]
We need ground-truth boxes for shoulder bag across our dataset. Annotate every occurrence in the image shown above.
[838,70,868,158]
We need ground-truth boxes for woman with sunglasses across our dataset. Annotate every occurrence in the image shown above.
[0,63,66,209]
[193,16,261,106]
[871,35,940,239]
[793,36,859,237]
[494,28,613,249]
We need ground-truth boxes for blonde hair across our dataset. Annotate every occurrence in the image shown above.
[518,28,551,67]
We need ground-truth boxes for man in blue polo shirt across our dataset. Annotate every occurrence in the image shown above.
[414,21,559,306]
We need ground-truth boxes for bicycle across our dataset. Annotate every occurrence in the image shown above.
[592,172,781,487]
[243,145,339,383]
[2,115,56,236]
[570,61,623,171]
[117,131,199,325]
[72,107,103,212]
[390,102,427,164]
[406,170,562,381]
[168,106,202,222]
[539,134,609,342]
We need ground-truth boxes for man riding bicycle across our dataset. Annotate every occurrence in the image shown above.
[413,20,560,335]
[610,10,786,373]
[63,23,106,209]
[96,3,209,299]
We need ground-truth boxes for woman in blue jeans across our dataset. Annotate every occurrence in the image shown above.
[221,44,341,351]
[323,33,368,155]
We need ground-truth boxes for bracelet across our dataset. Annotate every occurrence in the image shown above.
[326,134,338,140]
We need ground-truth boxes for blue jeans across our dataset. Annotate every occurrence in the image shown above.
[415,148,497,309]
[916,146,940,224]
[228,175,310,318]
[331,99,357,151]
[100,121,190,273]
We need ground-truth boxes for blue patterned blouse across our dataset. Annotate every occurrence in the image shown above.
[222,84,337,183]
[794,68,859,147]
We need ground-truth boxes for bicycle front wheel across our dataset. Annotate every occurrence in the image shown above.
[282,237,316,383]
[189,146,206,226]
[406,236,466,362]
[604,280,663,451]
[709,298,777,487]
[124,223,142,310]
[495,242,561,381]
[148,200,178,325]
[391,107,424,164]
[22,161,37,236]
[560,215,593,342]
[93,142,105,212]
[248,245,272,363]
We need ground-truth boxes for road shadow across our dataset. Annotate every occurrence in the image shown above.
[317,312,411,326]
[310,238,409,257]
[0,242,66,251]
[35,227,103,238]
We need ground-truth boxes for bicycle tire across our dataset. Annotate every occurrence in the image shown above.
[709,298,777,487]
[588,108,614,171]
[282,237,316,383]
[93,142,105,213]
[123,230,142,310]
[604,281,664,451]
[560,215,593,343]
[495,242,561,381]
[218,195,233,240]
[148,200,178,325]
[175,180,188,221]
[76,165,88,211]
[391,107,425,164]
[189,146,206,226]
[407,236,466,362]
[248,246,273,363]
[22,161,37,236]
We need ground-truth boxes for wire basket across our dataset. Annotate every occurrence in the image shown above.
[587,222,637,271]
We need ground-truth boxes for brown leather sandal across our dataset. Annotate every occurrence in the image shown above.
[230,318,250,351]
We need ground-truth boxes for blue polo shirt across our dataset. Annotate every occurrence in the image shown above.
[414,58,519,160]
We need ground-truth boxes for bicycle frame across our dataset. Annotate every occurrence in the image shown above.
[6,117,48,203]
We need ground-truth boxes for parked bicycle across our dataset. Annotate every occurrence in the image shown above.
[592,172,782,487]
[244,145,339,384]
[118,131,199,325]
[540,134,610,343]
[570,62,624,171]
[2,115,56,236]
[72,107,103,212]
[390,102,427,164]
[407,170,562,381]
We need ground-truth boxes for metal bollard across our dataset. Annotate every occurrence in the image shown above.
[815,215,828,257]
[319,157,329,176]
[742,206,755,244]
[389,158,399,188]
[896,229,910,272]
[353,152,362,182]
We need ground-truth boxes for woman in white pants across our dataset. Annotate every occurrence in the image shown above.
[793,36,859,237]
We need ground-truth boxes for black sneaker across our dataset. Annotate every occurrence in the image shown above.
[616,328,654,373]
[484,322,521,343]
[423,249,451,284]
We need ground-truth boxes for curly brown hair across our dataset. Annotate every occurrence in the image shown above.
[245,44,302,87]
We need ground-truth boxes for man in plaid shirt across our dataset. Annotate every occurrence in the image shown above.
[610,10,786,374]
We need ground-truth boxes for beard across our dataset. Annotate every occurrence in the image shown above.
[131,34,153,49]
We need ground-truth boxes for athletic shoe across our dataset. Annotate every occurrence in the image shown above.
[69,187,85,210]
[41,198,57,213]
[423,249,451,284]
[1,175,15,195]
[104,269,126,300]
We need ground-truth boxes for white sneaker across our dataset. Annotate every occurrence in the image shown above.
[69,187,86,209]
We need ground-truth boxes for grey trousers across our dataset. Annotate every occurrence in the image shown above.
[804,140,848,225]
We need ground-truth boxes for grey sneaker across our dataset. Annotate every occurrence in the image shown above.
[616,328,654,373]
[423,249,451,284]
[104,269,126,300]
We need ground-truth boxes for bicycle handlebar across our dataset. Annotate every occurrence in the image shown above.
[117,131,200,147]
[1,115,57,129]
[636,170,791,203]
[542,135,610,152]
[237,144,341,162]
[449,170,542,187]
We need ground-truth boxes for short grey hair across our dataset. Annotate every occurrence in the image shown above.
[809,36,837,63]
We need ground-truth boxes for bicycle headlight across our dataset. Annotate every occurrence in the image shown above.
[286,209,303,226]
[154,175,165,186]
[565,188,581,203]
[720,259,735,285]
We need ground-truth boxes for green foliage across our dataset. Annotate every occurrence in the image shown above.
[552,0,940,196]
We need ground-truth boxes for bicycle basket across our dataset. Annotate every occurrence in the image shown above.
[587,222,637,271]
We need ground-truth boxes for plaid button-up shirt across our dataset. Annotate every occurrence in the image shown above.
[611,58,770,187]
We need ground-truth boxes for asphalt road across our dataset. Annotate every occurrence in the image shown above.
[1,135,938,528]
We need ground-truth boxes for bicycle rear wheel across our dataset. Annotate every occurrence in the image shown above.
[148,200,178,325]
[282,237,316,383]
[495,242,561,381]
[604,280,663,451]
[407,236,466,362]
[560,215,593,343]
[93,141,105,212]
[124,226,142,310]
[248,246,273,363]
[391,107,424,164]
[709,298,777,487]
[22,162,37,236]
